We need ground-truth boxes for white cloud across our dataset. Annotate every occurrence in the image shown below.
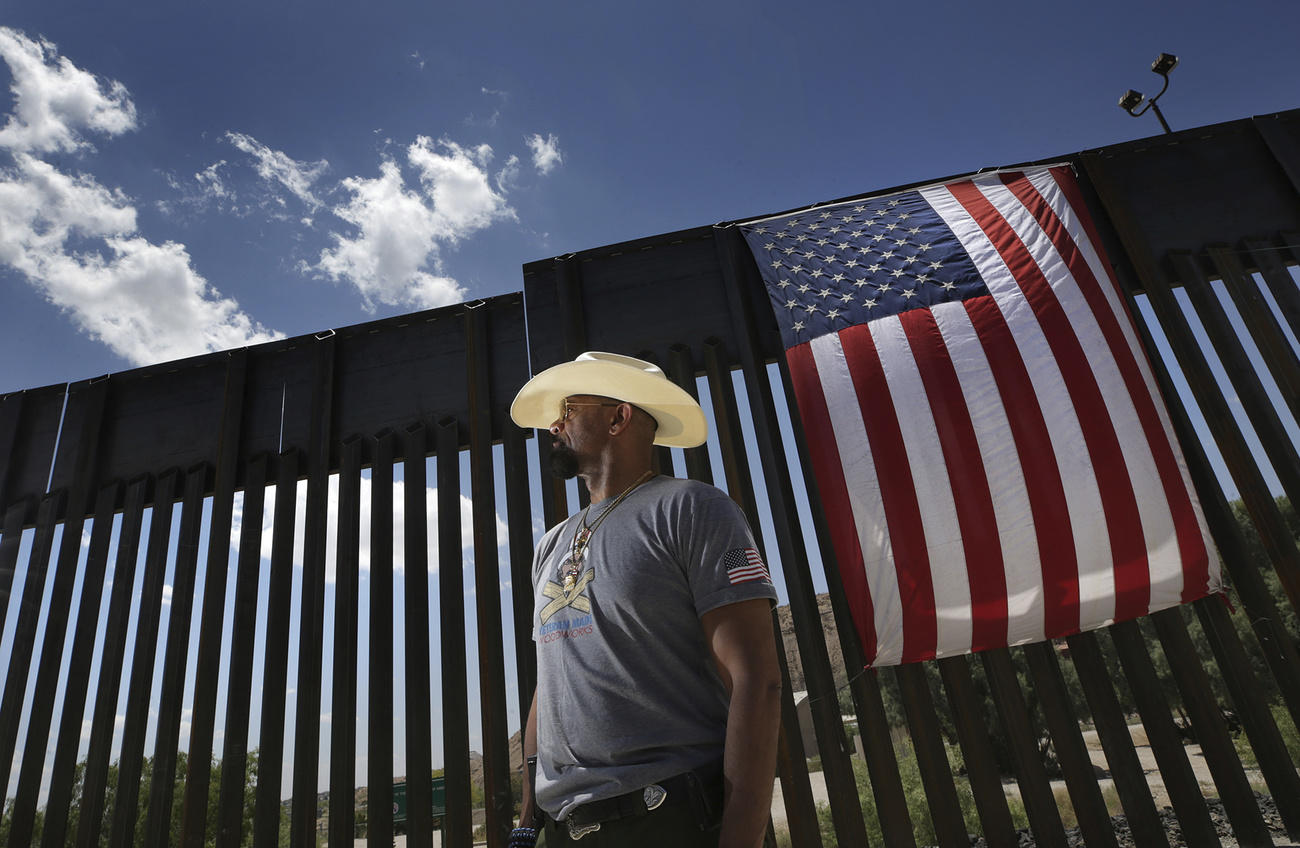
[494,154,520,193]
[0,28,136,154]
[0,155,280,365]
[0,28,280,367]
[194,160,231,201]
[226,131,327,210]
[312,137,513,310]
[464,87,507,128]
[313,159,465,309]
[0,154,135,250]
[407,136,514,239]
[156,160,240,219]
[525,133,562,175]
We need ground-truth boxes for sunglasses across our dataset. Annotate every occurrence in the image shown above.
[559,399,621,422]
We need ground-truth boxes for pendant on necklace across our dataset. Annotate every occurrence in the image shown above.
[559,555,581,591]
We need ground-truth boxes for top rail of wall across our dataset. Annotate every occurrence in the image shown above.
[523,109,1300,372]
[0,293,529,526]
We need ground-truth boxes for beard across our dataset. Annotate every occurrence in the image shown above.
[549,442,580,479]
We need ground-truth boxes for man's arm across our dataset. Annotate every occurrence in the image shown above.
[517,688,539,830]
[700,597,783,848]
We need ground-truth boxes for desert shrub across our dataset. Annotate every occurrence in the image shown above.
[809,738,980,846]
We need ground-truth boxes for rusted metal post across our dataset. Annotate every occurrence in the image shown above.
[142,465,210,848]
[328,439,362,848]
[404,422,436,847]
[253,450,300,848]
[108,470,179,848]
[183,349,249,848]
[77,477,148,848]
[291,333,336,848]
[217,454,270,848]
[368,431,397,848]
[437,418,472,848]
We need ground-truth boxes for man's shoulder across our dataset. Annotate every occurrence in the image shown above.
[644,477,748,526]
[534,516,574,557]
[649,475,731,502]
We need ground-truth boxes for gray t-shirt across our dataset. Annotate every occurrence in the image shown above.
[531,475,778,820]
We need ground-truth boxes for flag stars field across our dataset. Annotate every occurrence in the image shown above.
[746,190,996,343]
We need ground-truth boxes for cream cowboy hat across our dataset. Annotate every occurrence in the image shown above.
[510,351,708,448]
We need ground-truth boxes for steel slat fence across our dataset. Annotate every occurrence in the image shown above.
[0,113,1297,848]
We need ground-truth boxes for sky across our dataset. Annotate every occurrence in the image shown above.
[2,0,1300,811]
[1,0,1300,393]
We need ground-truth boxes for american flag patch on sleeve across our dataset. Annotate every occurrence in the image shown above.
[722,548,770,585]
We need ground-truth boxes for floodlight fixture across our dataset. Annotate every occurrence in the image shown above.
[1151,53,1179,76]
[1118,90,1145,113]
[1118,53,1178,134]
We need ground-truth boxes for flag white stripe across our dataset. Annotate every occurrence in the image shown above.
[923,182,1116,625]
[976,177,1183,610]
[809,332,905,665]
[1024,170,1220,580]
[868,315,973,657]
[930,301,1047,645]
[1025,169,1165,409]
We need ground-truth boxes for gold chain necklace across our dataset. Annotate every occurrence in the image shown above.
[559,470,655,590]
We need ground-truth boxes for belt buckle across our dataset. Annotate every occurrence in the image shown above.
[567,819,601,841]
[643,783,667,811]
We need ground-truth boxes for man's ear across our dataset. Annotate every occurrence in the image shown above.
[608,402,636,436]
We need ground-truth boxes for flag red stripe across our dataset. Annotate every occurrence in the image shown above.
[997,171,1151,616]
[839,322,938,662]
[949,180,1150,623]
[784,342,878,664]
[898,308,1008,651]
[1030,168,1211,600]
[963,294,1080,635]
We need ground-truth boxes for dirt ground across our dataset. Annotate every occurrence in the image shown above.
[769,724,1300,846]
[769,723,1257,828]
[356,729,1284,847]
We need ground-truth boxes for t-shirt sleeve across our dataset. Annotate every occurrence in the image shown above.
[680,489,778,616]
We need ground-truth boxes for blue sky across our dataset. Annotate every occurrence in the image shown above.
[2,0,1300,392]
[2,0,1300,807]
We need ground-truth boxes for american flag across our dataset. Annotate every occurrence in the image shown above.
[723,547,771,585]
[740,165,1219,667]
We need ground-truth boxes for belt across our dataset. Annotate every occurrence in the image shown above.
[561,765,722,840]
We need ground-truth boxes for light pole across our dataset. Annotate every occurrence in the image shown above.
[1118,53,1179,134]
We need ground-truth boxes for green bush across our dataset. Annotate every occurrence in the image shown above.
[810,738,980,846]
[1234,704,1300,769]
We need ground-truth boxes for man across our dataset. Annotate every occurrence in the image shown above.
[508,351,783,848]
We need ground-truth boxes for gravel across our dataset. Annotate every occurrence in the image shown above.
[961,791,1297,848]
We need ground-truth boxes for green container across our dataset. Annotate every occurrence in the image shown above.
[391,777,446,825]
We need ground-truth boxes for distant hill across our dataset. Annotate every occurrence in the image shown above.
[775,592,850,693]
[468,730,524,789]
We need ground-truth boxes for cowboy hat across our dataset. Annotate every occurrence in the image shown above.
[510,351,707,448]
